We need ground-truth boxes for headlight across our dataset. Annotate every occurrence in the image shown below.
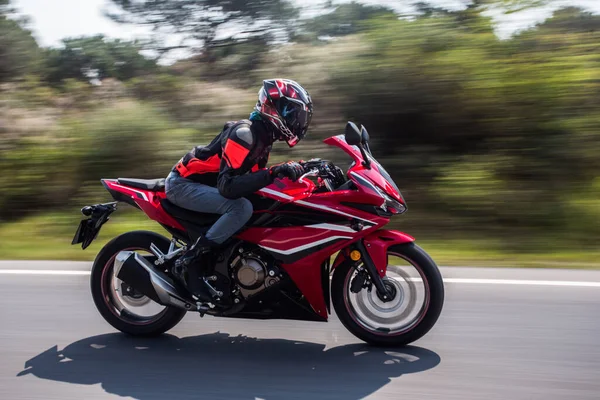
[374,186,406,215]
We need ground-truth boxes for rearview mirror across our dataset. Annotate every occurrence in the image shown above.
[344,121,372,169]
[360,124,372,155]
[344,121,362,146]
[360,125,370,144]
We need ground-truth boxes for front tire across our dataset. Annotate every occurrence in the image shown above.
[90,230,187,336]
[332,242,444,346]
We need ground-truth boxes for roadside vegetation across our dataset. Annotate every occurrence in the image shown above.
[1,0,598,267]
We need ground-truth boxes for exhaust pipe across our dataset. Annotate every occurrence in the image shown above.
[114,251,197,311]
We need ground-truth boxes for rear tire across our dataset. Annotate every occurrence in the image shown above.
[90,230,187,336]
[332,242,444,346]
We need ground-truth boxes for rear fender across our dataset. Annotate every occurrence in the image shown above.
[331,230,415,277]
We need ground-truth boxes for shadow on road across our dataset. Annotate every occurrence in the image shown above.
[18,332,440,399]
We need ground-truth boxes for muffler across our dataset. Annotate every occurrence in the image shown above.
[114,251,197,311]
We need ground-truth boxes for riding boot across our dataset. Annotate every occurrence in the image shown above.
[175,236,219,302]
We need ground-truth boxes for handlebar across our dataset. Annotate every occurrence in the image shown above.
[298,168,320,184]
[296,158,346,190]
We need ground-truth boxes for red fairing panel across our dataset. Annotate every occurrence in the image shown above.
[350,162,402,202]
[331,230,415,277]
[237,225,356,319]
[281,258,330,319]
[332,248,349,270]
[363,230,415,276]
[257,178,316,203]
[237,190,390,254]
[103,180,185,231]
[324,135,404,203]
[239,181,391,318]
[238,226,354,255]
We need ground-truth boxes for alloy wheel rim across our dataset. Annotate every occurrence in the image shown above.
[343,252,430,336]
[100,248,168,325]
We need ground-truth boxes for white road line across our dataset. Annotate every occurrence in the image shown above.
[1,270,599,287]
[442,278,600,287]
[0,270,91,276]
[394,277,600,287]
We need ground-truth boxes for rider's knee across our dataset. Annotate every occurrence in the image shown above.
[235,197,253,223]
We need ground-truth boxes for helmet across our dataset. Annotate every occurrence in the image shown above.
[255,78,313,147]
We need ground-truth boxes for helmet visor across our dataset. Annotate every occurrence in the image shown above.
[279,97,312,138]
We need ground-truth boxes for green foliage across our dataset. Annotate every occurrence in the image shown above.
[296,2,396,42]
[200,36,271,81]
[1,1,600,258]
[0,8,41,81]
[70,101,178,181]
[43,35,158,84]
[0,119,81,220]
[0,210,169,260]
[106,0,299,61]
[330,7,600,233]
[127,73,185,102]
[0,99,199,221]
[10,75,58,106]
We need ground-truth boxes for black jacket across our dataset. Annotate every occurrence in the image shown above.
[172,119,275,199]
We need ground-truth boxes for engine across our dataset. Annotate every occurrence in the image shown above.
[230,252,281,298]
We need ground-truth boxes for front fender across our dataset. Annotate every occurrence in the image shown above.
[331,230,415,277]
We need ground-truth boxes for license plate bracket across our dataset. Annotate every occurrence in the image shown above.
[71,202,117,249]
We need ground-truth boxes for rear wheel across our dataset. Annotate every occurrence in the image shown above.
[332,242,444,346]
[90,230,187,336]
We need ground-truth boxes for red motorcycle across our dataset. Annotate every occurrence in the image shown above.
[73,122,444,346]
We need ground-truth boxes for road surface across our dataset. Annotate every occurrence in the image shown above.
[0,261,599,399]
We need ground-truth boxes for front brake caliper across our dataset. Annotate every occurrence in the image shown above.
[350,268,371,293]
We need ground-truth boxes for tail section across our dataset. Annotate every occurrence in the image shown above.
[101,178,185,231]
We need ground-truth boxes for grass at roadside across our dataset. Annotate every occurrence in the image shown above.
[415,240,600,269]
[0,210,598,269]
[0,208,168,261]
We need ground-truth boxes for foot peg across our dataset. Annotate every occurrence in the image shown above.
[202,277,223,299]
[187,276,222,304]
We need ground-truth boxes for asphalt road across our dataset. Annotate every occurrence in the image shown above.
[1,261,599,400]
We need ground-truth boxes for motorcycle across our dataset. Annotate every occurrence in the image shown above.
[72,121,444,346]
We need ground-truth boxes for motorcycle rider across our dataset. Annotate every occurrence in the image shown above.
[164,78,313,302]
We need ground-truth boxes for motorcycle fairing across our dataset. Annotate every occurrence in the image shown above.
[331,229,415,277]
[324,134,405,204]
[96,133,412,321]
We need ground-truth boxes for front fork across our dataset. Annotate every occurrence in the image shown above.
[353,241,394,302]
[333,230,416,302]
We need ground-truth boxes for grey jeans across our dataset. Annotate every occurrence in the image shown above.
[164,171,253,244]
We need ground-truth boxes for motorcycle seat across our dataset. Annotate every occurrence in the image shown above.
[117,178,165,192]
[160,199,221,226]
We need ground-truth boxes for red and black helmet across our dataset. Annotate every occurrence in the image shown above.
[255,78,313,147]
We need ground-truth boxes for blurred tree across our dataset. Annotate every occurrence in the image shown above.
[186,34,270,83]
[43,35,158,84]
[106,0,298,62]
[330,4,600,230]
[1,0,599,246]
[487,0,550,13]
[0,0,41,82]
[295,1,396,42]
[412,1,456,17]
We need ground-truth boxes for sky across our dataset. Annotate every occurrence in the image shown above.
[11,0,600,50]
[12,0,150,47]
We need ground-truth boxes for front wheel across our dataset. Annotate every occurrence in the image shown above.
[332,242,444,346]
